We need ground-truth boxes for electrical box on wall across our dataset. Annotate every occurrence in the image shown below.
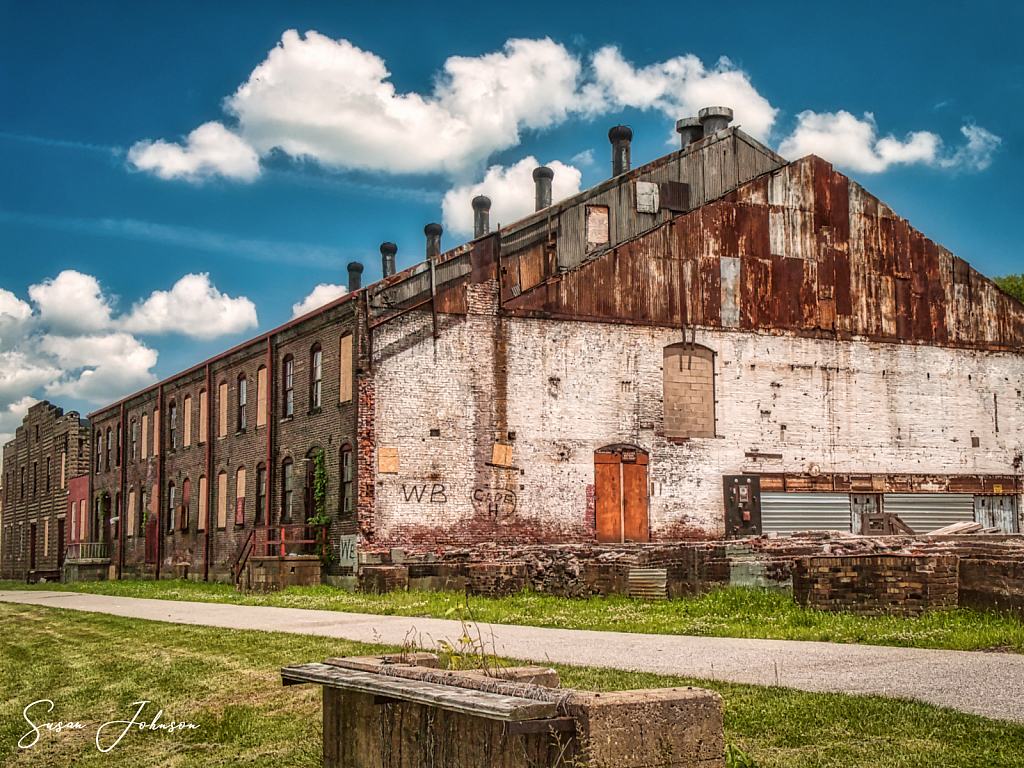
[723,475,761,537]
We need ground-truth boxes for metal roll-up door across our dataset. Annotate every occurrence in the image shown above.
[761,493,852,533]
[881,494,974,534]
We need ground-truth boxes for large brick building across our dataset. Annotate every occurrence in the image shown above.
[3,107,1022,585]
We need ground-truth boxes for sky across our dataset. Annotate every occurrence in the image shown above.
[1,0,1022,444]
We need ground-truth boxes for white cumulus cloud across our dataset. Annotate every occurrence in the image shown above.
[442,158,582,237]
[28,270,114,335]
[41,333,159,404]
[292,284,349,318]
[0,395,39,446]
[128,121,261,182]
[778,111,1000,173]
[123,273,258,339]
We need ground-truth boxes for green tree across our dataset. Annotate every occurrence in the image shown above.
[993,274,1024,304]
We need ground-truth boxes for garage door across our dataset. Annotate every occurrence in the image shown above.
[761,493,853,533]
[881,494,974,534]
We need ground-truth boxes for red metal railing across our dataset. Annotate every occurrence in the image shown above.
[231,524,328,585]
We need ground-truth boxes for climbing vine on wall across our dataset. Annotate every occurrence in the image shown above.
[307,450,333,566]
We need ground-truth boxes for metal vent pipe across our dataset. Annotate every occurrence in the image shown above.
[533,166,554,211]
[424,223,443,262]
[676,117,703,148]
[608,125,632,177]
[347,261,364,292]
[698,106,733,137]
[380,242,397,278]
[472,196,491,239]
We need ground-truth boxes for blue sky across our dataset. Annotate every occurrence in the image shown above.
[1,0,1021,442]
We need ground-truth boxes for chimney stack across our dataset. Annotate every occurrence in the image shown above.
[472,195,491,239]
[675,117,703,148]
[533,166,554,211]
[608,125,632,177]
[380,242,397,278]
[424,223,443,262]
[347,261,364,292]
[698,106,734,138]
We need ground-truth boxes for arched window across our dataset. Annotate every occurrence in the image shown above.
[152,408,160,456]
[198,389,208,443]
[181,478,191,531]
[256,463,267,524]
[310,343,323,409]
[96,431,103,474]
[169,400,177,449]
[167,482,176,532]
[235,466,246,526]
[283,355,294,417]
[116,423,122,466]
[131,419,137,460]
[105,428,112,471]
[217,471,228,529]
[282,459,294,523]
[663,344,716,439]
[339,334,353,403]
[340,445,353,516]
[256,366,267,427]
[237,374,247,431]
[183,395,192,447]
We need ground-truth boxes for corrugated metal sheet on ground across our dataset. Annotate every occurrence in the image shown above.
[881,494,975,534]
[628,568,668,599]
[761,493,852,533]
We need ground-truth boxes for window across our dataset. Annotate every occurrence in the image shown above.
[116,423,121,466]
[197,476,207,532]
[60,451,65,489]
[183,395,192,447]
[283,355,294,417]
[127,490,136,537]
[662,344,716,439]
[32,462,37,495]
[237,374,247,431]
[339,335,353,403]
[256,366,268,427]
[282,459,294,522]
[310,344,323,410]
[256,464,267,524]
[20,467,25,498]
[218,382,228,437]
[167,482,176,533]
[199,390,208,443]
[169,401,177,449]
[586,205,610,250]
[96,432,103,473]
[152,409,160,456]
[217,471,228,528]
[181,479,191,531]
[141,413,149,460]
[45,457,50,493]
[235,467,246,525]
[341,445,353,515]
[131,419,138,459]
[105,428,112,471]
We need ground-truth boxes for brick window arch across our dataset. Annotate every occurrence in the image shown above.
[237,374,247,432]
[283,355,294,417]
[663,344,716,439]
[310,343,323,410]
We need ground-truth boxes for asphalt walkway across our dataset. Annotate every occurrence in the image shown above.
[2,590,1022,723]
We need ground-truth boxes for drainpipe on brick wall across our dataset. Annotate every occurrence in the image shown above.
[117,401,125,580]
[203,363,211,582]
[155,385,162,580]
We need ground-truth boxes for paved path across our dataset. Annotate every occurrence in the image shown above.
[3,590,1022,723]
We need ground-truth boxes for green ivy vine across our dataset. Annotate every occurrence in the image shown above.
[306,450,333,566]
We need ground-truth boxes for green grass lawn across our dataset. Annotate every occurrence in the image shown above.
[3,578,1022,652]
[1,602,1022,768]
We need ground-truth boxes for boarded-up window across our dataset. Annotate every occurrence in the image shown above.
[378,447,398,474]
[199,390,208,443]
[586,205,609,250]
[663,344,715,438]
[198,475,207,531]
[218,382,228,437]
[70,501,77,541]
[217,472,227,528]
[235,467,246,526]
[127,490,136,537]
[152,410,160,456]
[256,366,268,427]
[141,414,149,460]
[183,395,192,447]
[339,335,353,403]
[491,443,514,467]
[181,478,191,531]
[60,451,66,489]
[80,498,88,540]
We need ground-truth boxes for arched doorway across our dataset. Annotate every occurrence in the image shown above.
[594,445,649,543]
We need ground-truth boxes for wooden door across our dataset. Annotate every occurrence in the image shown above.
[595,451,649,543]
[594,453,621,543]
[57,519,65,568]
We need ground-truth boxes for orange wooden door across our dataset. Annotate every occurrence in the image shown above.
[594,453,621,543]
[622,455,649,542]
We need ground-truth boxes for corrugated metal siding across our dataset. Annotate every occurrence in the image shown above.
[628,568,668,599]
[882,494,975,533]
[761,493,852,533]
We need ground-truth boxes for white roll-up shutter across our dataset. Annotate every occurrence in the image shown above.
[761,493,852,533]
[881,494,974,534]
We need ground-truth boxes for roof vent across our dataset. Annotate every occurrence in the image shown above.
[347,261,364,292]
[424,223,443,262]
[698,106,733,138]
[608,125,632,177]
[533,166,554,211]
[472,195,491,239]
[675,117,703,148]
[380,242,397,278]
